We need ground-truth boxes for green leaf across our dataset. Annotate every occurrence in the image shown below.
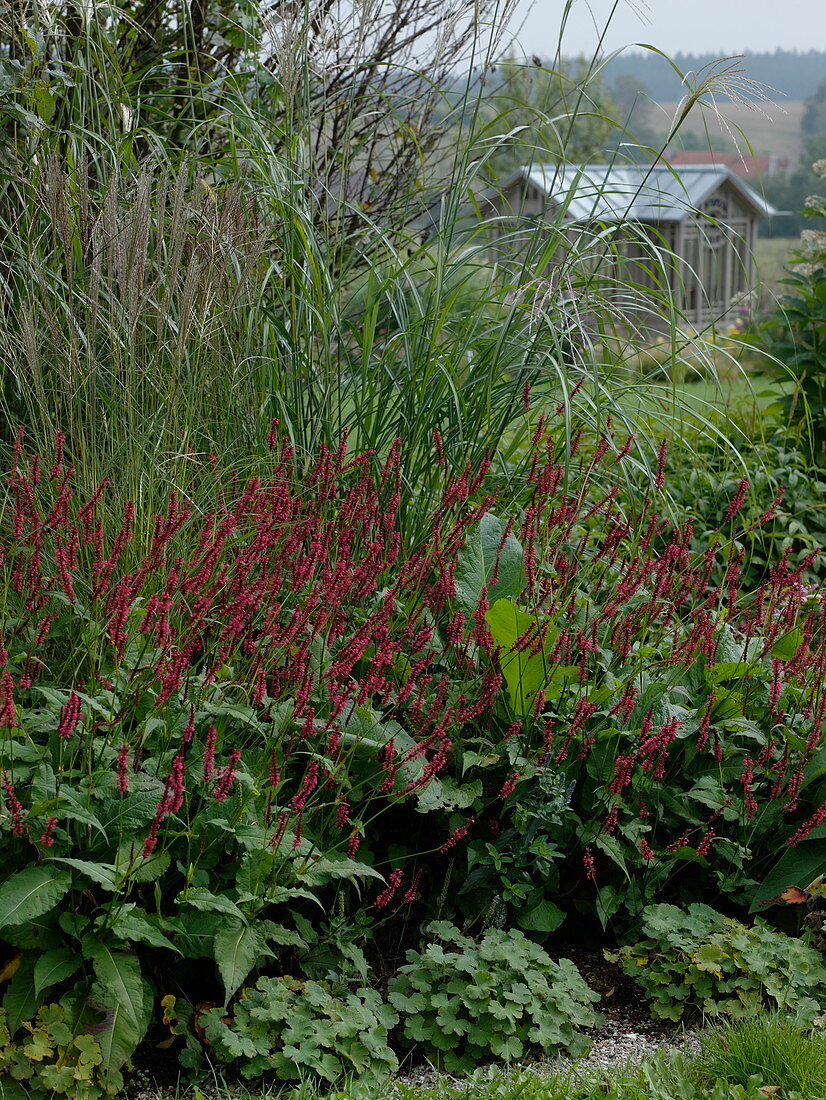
[455,512,525,615]
[88,945,151,1073]
[295,856,384,885]
[258,921,306,951]
[415,776,482,813]
[176,887,245,921]
[3,954,41,1034]
[515,898,565,933]
[51,858,118,890]
[0,866,72,929]
[707,662,752,685]
[164,911,222,959]
[33,947,83,995]
[771,628,803,661]
[485,598,553,718]
[56,800,108,839]
[213,917,261,1003]
[104,905,180,953]
[0,1079,30,1100]
[694,943,724,974]
[98,789,159,834]
[117,843,170,883]
[709,690,744,724]
[593,833,629,879]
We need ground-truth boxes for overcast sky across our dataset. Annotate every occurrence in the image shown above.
[507,0,824,58]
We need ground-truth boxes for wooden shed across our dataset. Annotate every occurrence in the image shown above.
[483,163,782,329]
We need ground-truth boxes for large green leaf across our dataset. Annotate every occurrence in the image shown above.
[455,512,524,615]
[51,858,118,890]
[54,800,108,839]
[176,887,245,921]
[750,840,826,913]
[98,788,159,834]
[515,897,565,933]
[104,905,180,953]
[770,628,803,661]
[485,598,553,718]
[296,857,384,886]
[213,916,261,1003]
[0,866,72,930]
[33,947,83,995]
[164,910,222,960]
[415,776,482,813]
[3,954,41,1034]
[88,945,151,1074]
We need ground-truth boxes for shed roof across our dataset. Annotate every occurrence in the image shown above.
[501,163,781,222]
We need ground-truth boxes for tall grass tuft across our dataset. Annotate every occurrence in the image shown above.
[696,1014,826,1098]
[0,0,767,545]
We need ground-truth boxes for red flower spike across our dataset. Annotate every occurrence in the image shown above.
[56,691,82,740]
[1,774,25,836]
[39,816,58,847]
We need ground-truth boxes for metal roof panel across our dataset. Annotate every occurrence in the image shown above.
[520,163,779,222]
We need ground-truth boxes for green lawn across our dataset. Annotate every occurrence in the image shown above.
[754,236,798,304]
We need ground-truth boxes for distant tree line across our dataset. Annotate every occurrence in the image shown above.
[762,78,826,237]
[575,49,826,103]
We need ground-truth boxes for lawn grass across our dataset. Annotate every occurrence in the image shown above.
[754,235,799,304]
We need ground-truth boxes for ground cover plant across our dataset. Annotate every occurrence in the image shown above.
[610,903,826,1022]
[387,922,600,1070]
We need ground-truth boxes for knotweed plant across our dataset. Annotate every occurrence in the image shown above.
[2,422,826,1084]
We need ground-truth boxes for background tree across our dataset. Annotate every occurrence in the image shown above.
[802,77,826,137]
[477,55,621,179]
[0,0,520,229]
[762,77,826,237]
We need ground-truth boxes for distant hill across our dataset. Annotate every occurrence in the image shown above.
[644,99,805,161]
[570,49,826,103]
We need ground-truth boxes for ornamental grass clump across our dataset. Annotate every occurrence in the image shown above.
[696,1012,826,1098]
